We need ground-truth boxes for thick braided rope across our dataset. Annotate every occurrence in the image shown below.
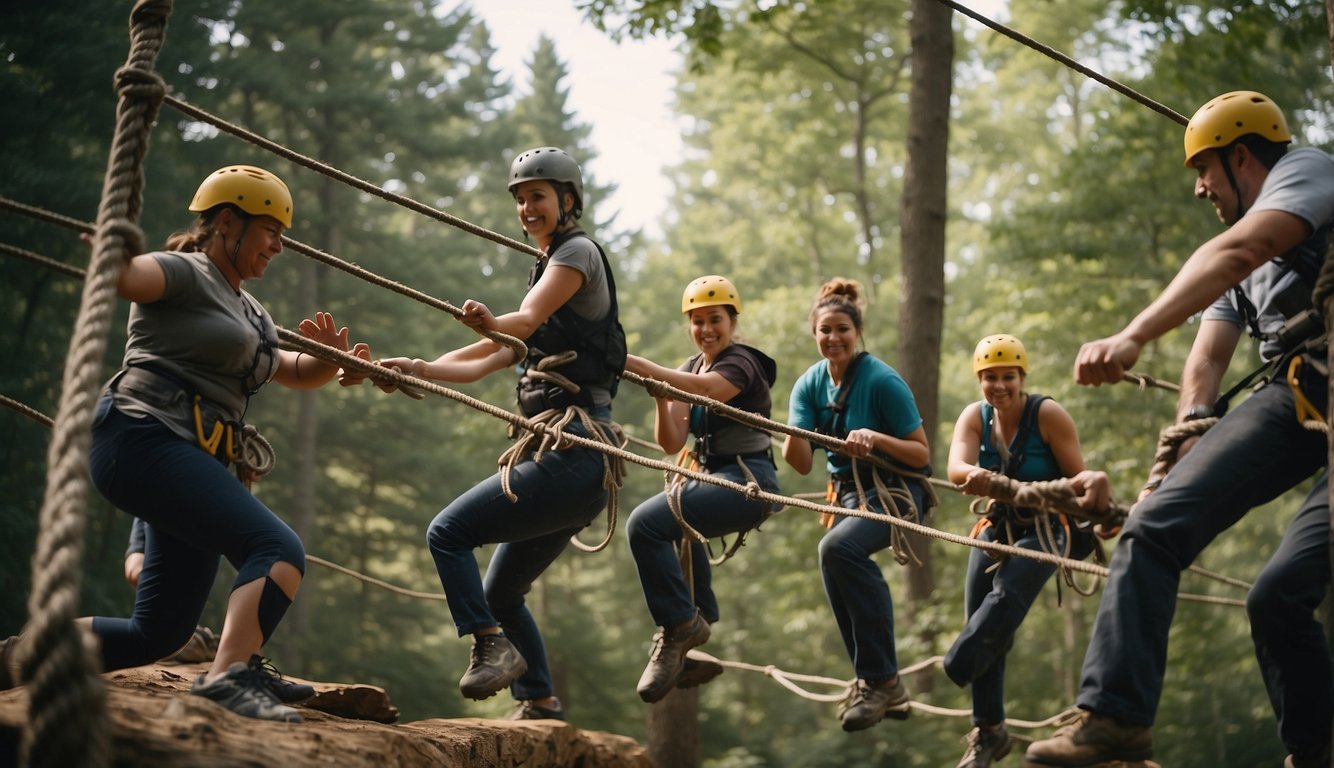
[22,2,170,766]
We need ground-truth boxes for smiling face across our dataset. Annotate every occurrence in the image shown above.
[978,365,1025,410]
[687,305,735,358]
[212,208,285,285]
[812,307,860,367]
[512,179,571,247]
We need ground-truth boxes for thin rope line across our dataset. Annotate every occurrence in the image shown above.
[161,94,544,259]
[933,0,1188,126]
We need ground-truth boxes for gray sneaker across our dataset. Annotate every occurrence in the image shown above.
[458,634,527,700]
[956,725,1013,767]
[190,661,303,723]
[249,655,315,703]
[839,678,911,732]
[1024,710,1152,766]
[636,613,711,703]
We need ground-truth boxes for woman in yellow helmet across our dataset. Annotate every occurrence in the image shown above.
[942,334,1098,767]
[14,166,369,723]
[622,275,781,704]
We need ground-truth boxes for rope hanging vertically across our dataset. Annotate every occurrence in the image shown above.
[21,1,172,766]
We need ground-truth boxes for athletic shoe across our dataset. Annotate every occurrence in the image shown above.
[1024,710,1152,766]
[458,634,527,700]
[249,655,315,703]
[839,677,911,732]
[636,613,711,703]
[190,661,302,723]
[507,698,566,721]
[956,724,1013,767]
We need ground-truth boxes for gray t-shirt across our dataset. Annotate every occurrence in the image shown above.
[111,250,280,441]
[548,234,610,322]
[1202,147,1334,361]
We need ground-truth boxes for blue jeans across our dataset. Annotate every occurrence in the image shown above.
[944,518,1095,725]
[88,397,304,670]
[820,478,929,683]
[626,456,780,629]
[1077,379,1329,754]
[425,411,611,701]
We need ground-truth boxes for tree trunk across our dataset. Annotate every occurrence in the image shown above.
[896,0,955,682]
[646,687,701,768]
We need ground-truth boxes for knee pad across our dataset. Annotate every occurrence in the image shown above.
[257,576,293,643]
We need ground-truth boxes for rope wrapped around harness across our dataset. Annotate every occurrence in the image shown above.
[498,405,626,553]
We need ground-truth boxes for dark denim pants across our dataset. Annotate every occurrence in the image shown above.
[820,478,928,683]
[88,397,304,669]
[944,519,1095,725]
[426,412,611,701]
[1077,379,1329,754]
[626,456,780,629]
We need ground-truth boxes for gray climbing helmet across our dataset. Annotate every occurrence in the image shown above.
[508,146,584,219]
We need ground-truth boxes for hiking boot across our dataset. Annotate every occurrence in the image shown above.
[839,677,911,732]
[676,655,724,690]
[165,626,220,664]
[636,613,711,703]
[956,724,1012,767]
[1024,710,1152,766]
[249,655,315,704]
[507,697,565,721]
[190,661,303,723]
[458,634,527,700]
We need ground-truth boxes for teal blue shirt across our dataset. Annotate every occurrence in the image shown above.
[788,354,923,476]
[977,398,1061,482]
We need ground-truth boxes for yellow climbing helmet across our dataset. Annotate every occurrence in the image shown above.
[681,275,742,314]
[1183,91,1291,167]
[189,165,293,228]
[973,334,1027,375]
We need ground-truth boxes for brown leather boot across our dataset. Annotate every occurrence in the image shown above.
[1025,710,1152,766]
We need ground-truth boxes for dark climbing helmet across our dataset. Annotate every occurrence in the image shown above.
[508,147,584,218]
[189,165,293,228]
[1183,91,1291,167]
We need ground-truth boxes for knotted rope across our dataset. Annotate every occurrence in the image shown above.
[22,2,171,766]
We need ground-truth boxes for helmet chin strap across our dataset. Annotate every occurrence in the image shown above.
[1217,146,1248,222]
[224,215,252,282]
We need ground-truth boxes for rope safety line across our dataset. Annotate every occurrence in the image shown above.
[161,94,544,259]
[281,332,1250,595]
[623,370,1131,530]
[2,386,1247,606]
[0,236,1255,595]
[931,0,1188,126]
[0,198,528,363]
[22,1,176,765]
